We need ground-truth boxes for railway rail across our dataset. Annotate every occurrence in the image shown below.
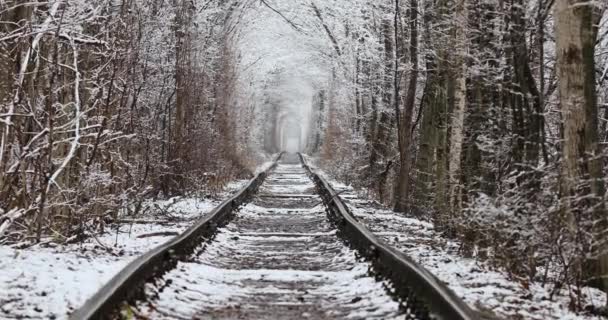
[71,153,477,320]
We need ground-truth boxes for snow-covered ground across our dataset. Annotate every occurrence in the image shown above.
[318,170,607,320]
[0,180,248,320]
[3,155,606,320]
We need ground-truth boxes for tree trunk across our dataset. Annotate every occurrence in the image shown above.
[369,15,394,200]
[448,0,467,214]
[394,0,419,212]
[555,0,607,299]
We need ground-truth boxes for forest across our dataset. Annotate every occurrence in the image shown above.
[1,0,608,317]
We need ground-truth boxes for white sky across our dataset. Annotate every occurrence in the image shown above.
[235,0,336,151]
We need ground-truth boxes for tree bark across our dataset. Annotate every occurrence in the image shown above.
[394,0,419,212]
[448,0,467,214]
[369,13,394,200]
[555,0,607,298]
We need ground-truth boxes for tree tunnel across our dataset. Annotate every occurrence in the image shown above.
[276,110,306,152]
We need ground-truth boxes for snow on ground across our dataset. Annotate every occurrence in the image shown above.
[0,179,249,320]
[315,168,607,320]
[0,246,125,319]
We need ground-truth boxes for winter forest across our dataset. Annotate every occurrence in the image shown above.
[1,0,608,319]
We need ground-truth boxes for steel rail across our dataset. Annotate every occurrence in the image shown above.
[298,153,477,320]
[70,153,283,320]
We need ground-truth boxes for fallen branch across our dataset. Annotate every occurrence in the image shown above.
[309,189,349,209]
[0,208,26,239]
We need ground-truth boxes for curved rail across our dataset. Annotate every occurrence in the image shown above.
[70,154,282,320]
[298,153,477,320]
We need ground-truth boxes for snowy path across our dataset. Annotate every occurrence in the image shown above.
[135,155,405,319]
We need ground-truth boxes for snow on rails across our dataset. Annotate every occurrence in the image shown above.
[70,153,476,320]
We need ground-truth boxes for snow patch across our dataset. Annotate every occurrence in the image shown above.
[326,180,608,320]
[0,180,254,319]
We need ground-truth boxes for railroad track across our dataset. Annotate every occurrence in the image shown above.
[71,153,476,320]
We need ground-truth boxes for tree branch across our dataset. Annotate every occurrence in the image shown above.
[310,1,342,57]
[259,0,303,32]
